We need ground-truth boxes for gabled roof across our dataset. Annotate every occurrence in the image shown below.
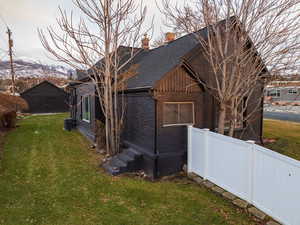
[77,16,268,90]
[76,29,206,89]
[20,80,66,95]
[76,46,142,81]
[125,30,204,89]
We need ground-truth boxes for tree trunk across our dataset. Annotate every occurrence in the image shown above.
[218,103,226,135]
[228,118,235,137]
[228,102,235,137]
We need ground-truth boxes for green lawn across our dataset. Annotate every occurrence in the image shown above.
[264,119,300,161]
[0,114,256,225]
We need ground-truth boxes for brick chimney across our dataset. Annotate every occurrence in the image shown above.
[141,34,150,50]
[165,32,175,43]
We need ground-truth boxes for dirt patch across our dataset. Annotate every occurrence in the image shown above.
[263,138,277,144]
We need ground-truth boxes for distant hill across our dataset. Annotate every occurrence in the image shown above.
[0,60,74,79]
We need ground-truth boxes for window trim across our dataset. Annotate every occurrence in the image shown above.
[162,102,195,127]
[288,89,298,95]
[82,95,91,123]
[267,89,280,97]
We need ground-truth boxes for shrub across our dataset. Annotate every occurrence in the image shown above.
[0,93,28,128]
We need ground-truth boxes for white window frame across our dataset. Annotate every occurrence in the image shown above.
[268,89,280,97]
[82,95,91,123]
[163,102,195,127]
[288,89,297,95]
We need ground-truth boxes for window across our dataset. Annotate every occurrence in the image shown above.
[82,95,91,122]
[288,89,297,95]
[267,89,280,97]
[163,102,194,126]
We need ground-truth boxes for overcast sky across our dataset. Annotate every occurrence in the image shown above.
[0,0,167,65]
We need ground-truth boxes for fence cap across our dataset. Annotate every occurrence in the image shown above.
[246,140,255,144]
[202,128,210,131]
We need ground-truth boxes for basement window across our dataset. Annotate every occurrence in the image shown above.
[163,102,194,127]
[82,95,91,122]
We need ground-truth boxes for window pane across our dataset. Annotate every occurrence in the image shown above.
[82,96,90,121]
[288,89,297,94]
[87,96,90,121]
[81,96,83,119]
[164,103,178,125]
[277,90,281,97]
[268,90,280,97]
[179,103,193,124]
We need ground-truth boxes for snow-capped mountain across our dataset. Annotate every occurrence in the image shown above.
[0,60,73,79]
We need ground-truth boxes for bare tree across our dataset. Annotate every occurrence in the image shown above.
[39,0,147,155]
[160,0,300,136]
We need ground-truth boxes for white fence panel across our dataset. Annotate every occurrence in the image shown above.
[188,126,300,225]
[188,127,206,176]
[206,132,252,202]
[252,145,300,225]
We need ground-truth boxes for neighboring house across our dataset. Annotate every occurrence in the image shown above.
[21,81,69,113]
[265,82,300,103]
[67,18,265,178]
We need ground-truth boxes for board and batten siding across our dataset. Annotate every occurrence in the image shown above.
[153,66,205,176]
[185,47,264,142]
[154,67,202,94]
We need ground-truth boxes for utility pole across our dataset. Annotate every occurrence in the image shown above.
[7,27,15,95]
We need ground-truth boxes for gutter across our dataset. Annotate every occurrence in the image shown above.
[121,86,152,94]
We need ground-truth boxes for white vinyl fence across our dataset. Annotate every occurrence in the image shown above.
[188,126,300,225]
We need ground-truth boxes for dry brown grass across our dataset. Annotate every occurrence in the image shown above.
[0,93,28,113]
[0,93,29,128]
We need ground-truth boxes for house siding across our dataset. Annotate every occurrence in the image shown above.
[122,91,157,177]
[153,67,205,176]
[123,92,156,152]
[266,87,300,102]
[186,46,263,142]
[74,83,96,142]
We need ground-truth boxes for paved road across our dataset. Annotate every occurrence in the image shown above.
[264,111,300,123]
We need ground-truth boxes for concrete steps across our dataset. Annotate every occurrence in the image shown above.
[103,147,143,176]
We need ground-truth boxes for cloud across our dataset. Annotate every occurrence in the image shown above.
[0,0,168,65]
[0,0,52,24]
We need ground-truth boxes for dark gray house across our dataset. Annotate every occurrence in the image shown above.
[67,21,264,178]
[21,81,69,114]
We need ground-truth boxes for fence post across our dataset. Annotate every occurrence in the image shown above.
[247,140,256,204]
[187,125,193,173]
[203,128,210,180]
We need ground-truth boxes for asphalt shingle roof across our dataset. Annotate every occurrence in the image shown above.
[76,27,208,89]
[126,29,206,89]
